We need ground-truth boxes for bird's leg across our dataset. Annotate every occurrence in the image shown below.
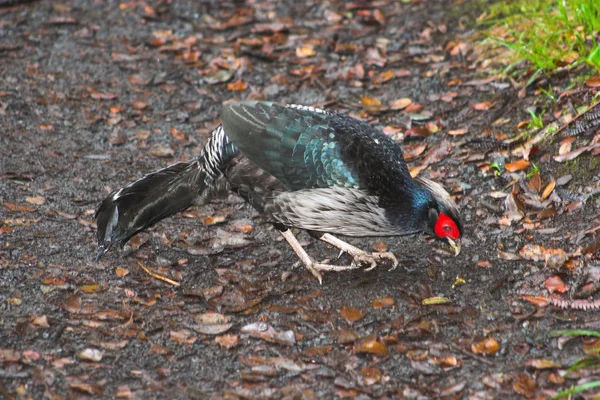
[319,233,399,271]
[279,229,364,284]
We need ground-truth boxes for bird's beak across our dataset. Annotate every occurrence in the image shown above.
[447,238,461,256]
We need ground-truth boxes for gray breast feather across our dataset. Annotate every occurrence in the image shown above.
[265,188,401,236]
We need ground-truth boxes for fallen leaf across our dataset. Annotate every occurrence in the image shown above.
[360,367,382,385]
[519,244,567,268]
[372,297,395,308]
[193,313,233,335]
[472,102,494,111]
[505,159,530,172]
[215,334,238,348]
[340,306,365,324]
[374,70,395,85]
[240,322,295,346]
[545,276,568,294]
[296,46,316,58]
[447,128,468,136]
[389,98,412,110]
[25,196,45,205]
[524,358,561,369]
[354,336,387,356]
[422,296,451,305]
[361,96,382,111]
[4,202,35,212]
[227,80,247,91]
[78,348,103,362]
[149,145,174,158]
[403,144,427,161]
[169,329,197,344]
[521,295,550,307]
[541,180,555,199]
[586,76,600,87]
[513,373,536,397]
[32,315,50,328]
[471,338,499,355]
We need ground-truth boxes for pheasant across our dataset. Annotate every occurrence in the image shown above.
[95,101,462,282]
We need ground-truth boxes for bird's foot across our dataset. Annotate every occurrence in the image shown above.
[320,233,399,272]
[352,251,399,271]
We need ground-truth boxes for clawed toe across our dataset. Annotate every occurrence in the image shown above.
[354,252,399,271]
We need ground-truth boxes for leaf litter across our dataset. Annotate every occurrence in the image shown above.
[2,0,600,398]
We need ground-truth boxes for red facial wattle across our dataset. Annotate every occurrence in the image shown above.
[434,212,460,240]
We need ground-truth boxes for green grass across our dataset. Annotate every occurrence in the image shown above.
[479,0,600,74]
[551,330,600,399]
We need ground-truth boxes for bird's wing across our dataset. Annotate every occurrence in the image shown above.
[221,101,370,191]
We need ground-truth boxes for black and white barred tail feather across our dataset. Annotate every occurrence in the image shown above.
[95,126,234,259]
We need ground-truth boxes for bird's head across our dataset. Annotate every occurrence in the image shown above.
[414,176,463,255]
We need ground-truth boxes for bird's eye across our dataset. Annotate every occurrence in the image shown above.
[443,225,452,232]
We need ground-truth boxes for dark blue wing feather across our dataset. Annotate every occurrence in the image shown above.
[221,101,392,191]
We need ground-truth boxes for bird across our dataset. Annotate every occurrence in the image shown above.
[95,101,462,283]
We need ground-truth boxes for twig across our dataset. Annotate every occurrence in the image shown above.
[137,261,180,286]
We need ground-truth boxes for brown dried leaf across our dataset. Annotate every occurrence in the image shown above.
[169,329,197,344]
[25,196,45,205]
[519,244,567,268]
[296,46,316,58]
[505,159,530,172]
[372,297,395,308]
[360,367,382,386]
[513,373,536,397]
[361,96,382,111]
[389,98,412,110]
[149,145,174,158]
[215,334,239,348]
[354,336,387,356]
[521,295,550,307]
[193,312,233,335]
[524,358,561,369]
[88,88,118,100]
[471,337,500,355]
[4,202,36,212]
[472,102,494,111]
[240,322,295,346]
[545,276,568,294]
[78,348,103,362]
[227,80,247,91]
[541,180,555,199]
[403,144,427,161]
[32,315,50,328]
[339,306,365,324]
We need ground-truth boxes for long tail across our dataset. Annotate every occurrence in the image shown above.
[95,126,236,259]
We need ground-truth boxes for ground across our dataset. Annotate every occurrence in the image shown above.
[2,0,600,398]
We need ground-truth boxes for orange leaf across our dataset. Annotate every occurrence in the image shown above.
[361,96,381,111]
[447,128,467,136]
[471,337,500,355]
[340,306,365,324]
[541,180,555,199]
[296,46,315,58]
[372,297,395,308]
[505,159,530,172]
[354,337,387,356]
[521,295,550,307]
[227,80,247,91]
[374,71,395,84]
[472,102,494,111]
[586,76,600,87]
[545,276,568,294]
[389,98,411,110]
